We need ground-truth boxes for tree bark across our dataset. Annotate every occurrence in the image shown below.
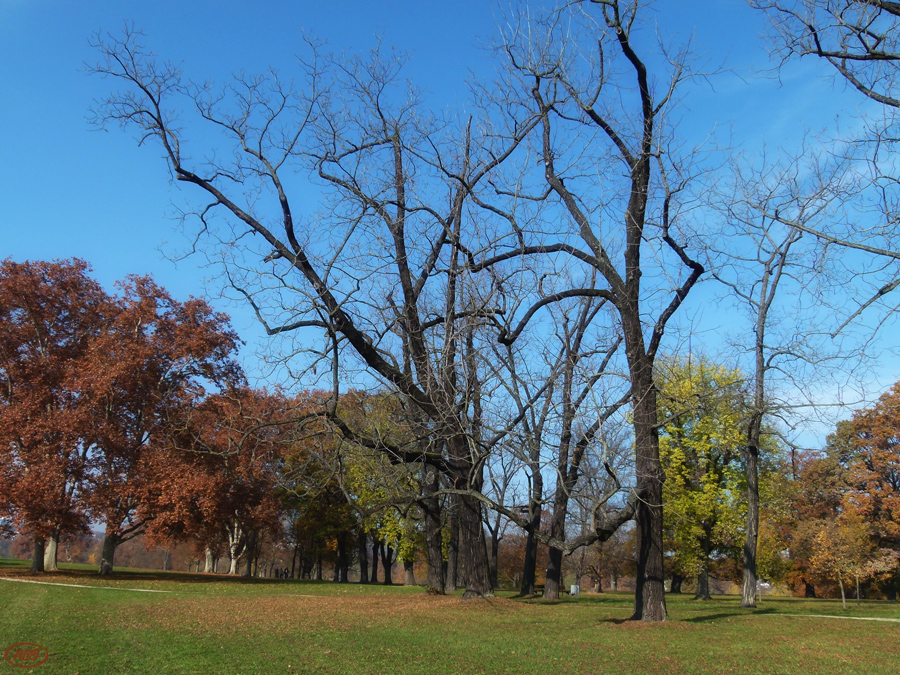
[444,502,459,593]
[380,542,394,585]
[421,464,444,592]
[545,547,564,600]
[369,535,379,584]
[457,491,492,597]
[43,529,60,572]
[488,533,499,589]
[670,574,684,594]
[742,443,760,607]
[404,560,416,586]
[627,344,668,621]
[519,478,543,596]
[695,569,711,601]
[30,535,46,573]
[695,534,712,600]
[99,530,120,575]
[204,547,215,573]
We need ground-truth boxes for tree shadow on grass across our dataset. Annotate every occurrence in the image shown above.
[596,608,779,625]
[683,608,778,623]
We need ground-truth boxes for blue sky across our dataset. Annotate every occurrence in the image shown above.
[1,1,894,436]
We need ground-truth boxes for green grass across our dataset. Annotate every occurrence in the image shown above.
[1,558,898,674]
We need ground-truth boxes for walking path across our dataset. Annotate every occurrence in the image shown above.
[0,576,172,593]
[781,613,900,623]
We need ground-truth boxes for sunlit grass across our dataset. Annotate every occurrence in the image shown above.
[1,557,897,674]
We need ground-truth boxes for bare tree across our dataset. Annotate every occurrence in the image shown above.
[490,0,706,620]
[707,148,872,607]
[753,0,900,324]
[89,29,547,597]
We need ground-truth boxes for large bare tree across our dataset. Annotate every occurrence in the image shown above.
[491,0,706,620]
[89,30,544,597]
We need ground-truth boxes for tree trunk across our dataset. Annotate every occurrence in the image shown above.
[242,530,258,578]
[742,442,760,608]
[670,574,684,594]
[421,464,444,592]
[336,536,348,583]
[695,535,712,600]
[357,530,369,584]
[369,535,379,584]
[488,533,500,589]
[404,560,416,586]
[856,575,861,607]
[838,575,847,610]
[227,521,243,575]
[380,543,394,585]
[44,529,60,572]
[627,343,668,622]
[520,440,544,597]
[30,535,46,573]
[337,535,350,584]
[444,502,459,593]
[315,555,323,581]
[99,530,120,575]
[446,435,492,598]
[695,568,711,601]
[457,490,492,597]
[204,547,215,573]
[804,581,816,598]
[545,547,564,600]
[520,528,539,596]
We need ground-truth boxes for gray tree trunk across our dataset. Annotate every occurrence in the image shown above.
[99,530,120,575]
[404,560,416,586]
[204,547,215,573]
[44,529,60,572]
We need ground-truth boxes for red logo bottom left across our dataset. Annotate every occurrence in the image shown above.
[4,643,49,668]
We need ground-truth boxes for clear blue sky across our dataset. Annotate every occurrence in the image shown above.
[1,1,890,424]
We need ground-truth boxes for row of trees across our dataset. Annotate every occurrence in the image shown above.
[0,259,242,573]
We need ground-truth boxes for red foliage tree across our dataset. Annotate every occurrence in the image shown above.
[144,388,289,576]
[78,277,242,574]
[841,385,900,599]
[0,259,106,571]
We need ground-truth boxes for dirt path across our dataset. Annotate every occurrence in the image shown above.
[0,577,172,593]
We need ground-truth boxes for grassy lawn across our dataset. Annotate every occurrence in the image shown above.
[1,558,898,674]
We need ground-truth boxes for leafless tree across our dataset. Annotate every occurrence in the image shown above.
[487,0,706,620]
[88,28,547,597]
[753,0,900,324]
[706,147,877,607]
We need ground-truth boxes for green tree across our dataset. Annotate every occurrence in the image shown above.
[657,357,746,599]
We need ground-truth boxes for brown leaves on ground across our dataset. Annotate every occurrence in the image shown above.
[135,590,523,636]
